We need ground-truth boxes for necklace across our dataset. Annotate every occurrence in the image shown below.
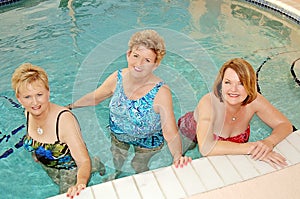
[37,127,44,135]
[33,115,48,135]
[230,106,243,122]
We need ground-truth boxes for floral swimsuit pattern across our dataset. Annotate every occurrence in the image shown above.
[23,110,76,170]
[109,69,165,149]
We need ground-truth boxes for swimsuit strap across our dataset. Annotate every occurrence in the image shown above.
[55,109,73,142]
[26,109,76,142]
[26,111,29,132]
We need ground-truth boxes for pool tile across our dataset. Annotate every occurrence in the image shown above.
[276,139,300,164]
[286,132,300,151]
[92,181,118,199]
[227,155,260,180]
[153,166,186,199]
[171,163,206,196]
[112,176,141,199]
[208,156,242,185]
[191,158,224,191]
[133,171,165,199]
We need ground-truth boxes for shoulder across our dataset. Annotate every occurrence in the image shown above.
[156,83,171,98]
[248,93,270,109]
[198,93,214,107]
[153,83,173,109]
[52,104,76,121]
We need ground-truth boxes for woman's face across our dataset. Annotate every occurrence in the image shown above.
[221,68,248,105]
[127,45,158,78]
[17,81,50,116]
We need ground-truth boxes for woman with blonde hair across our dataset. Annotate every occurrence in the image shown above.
[12,63,104,198]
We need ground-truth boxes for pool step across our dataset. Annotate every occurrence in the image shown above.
[48,130,300,199]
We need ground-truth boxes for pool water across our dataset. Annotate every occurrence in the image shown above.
[1,0,300,198]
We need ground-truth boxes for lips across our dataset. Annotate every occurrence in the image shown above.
[134,66,142,72]
[228,93,239,98]
[32,105,41,110]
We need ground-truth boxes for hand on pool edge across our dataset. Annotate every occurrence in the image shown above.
[173,155,192,168]
[261,151,288,169]
[66,183,86,198]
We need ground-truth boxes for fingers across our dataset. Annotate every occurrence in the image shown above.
[173,156,192,168]
[66,184,86,198]
[249,141,272,160]
[262,152,288,169]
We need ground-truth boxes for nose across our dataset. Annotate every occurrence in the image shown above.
[230,83,238,91]
[32,96,38,105]
[136,57,144,66]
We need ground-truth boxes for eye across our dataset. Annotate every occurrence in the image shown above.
[145,58,151,63]
[133,54,138,58]
[24,95,30,99]
[37,93,43,96]
[224,80,230,84]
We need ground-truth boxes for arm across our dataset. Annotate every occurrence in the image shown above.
[59,111,91,198]
[248,93,293,160]
[154,86,192,168]
[68,71,117,109]
[255,93,293,147]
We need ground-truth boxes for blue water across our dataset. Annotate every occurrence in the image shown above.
[1,0,300,198]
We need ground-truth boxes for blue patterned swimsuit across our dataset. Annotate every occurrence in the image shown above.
[109,70,165,149]
[23,110,76,170]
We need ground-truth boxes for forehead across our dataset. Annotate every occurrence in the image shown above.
[223,68,239,79]
[132,45,156,55]
[19,80,47,93]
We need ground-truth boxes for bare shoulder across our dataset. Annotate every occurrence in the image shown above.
[153,83,172,109]
[52,104,76,121]
[197,93,214,108]
[156,83,172,98]
[105,70,119,83]
[248,93,270,109]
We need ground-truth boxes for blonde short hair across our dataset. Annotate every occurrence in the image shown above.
[11,63,49,97]
[128,29,166,63]
[213,58,257,105]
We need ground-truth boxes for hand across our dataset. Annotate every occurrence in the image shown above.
[65,104,73,110]
[173,155,192,168]
[248,140,274,160]
[66,183,86,198]
[261,151,288,169]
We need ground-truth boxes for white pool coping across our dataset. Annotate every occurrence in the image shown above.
[47,130,300,199]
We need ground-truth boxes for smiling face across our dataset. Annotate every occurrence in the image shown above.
[221,68,248,105]
[127,45,158,78]
[17,80,50,117]
[213,58,257,105]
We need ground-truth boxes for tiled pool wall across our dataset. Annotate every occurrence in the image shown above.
[0,0,21,6]
[244,0,300,24]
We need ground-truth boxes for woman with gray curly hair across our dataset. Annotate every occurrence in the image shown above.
[68,30,192,178]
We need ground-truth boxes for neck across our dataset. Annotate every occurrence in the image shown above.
[225,103,242,113]
[225,103,243,122]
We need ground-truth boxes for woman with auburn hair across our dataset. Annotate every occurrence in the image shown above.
[178,58,293,168]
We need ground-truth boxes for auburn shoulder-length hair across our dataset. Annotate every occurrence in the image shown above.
[213,58,257,105]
